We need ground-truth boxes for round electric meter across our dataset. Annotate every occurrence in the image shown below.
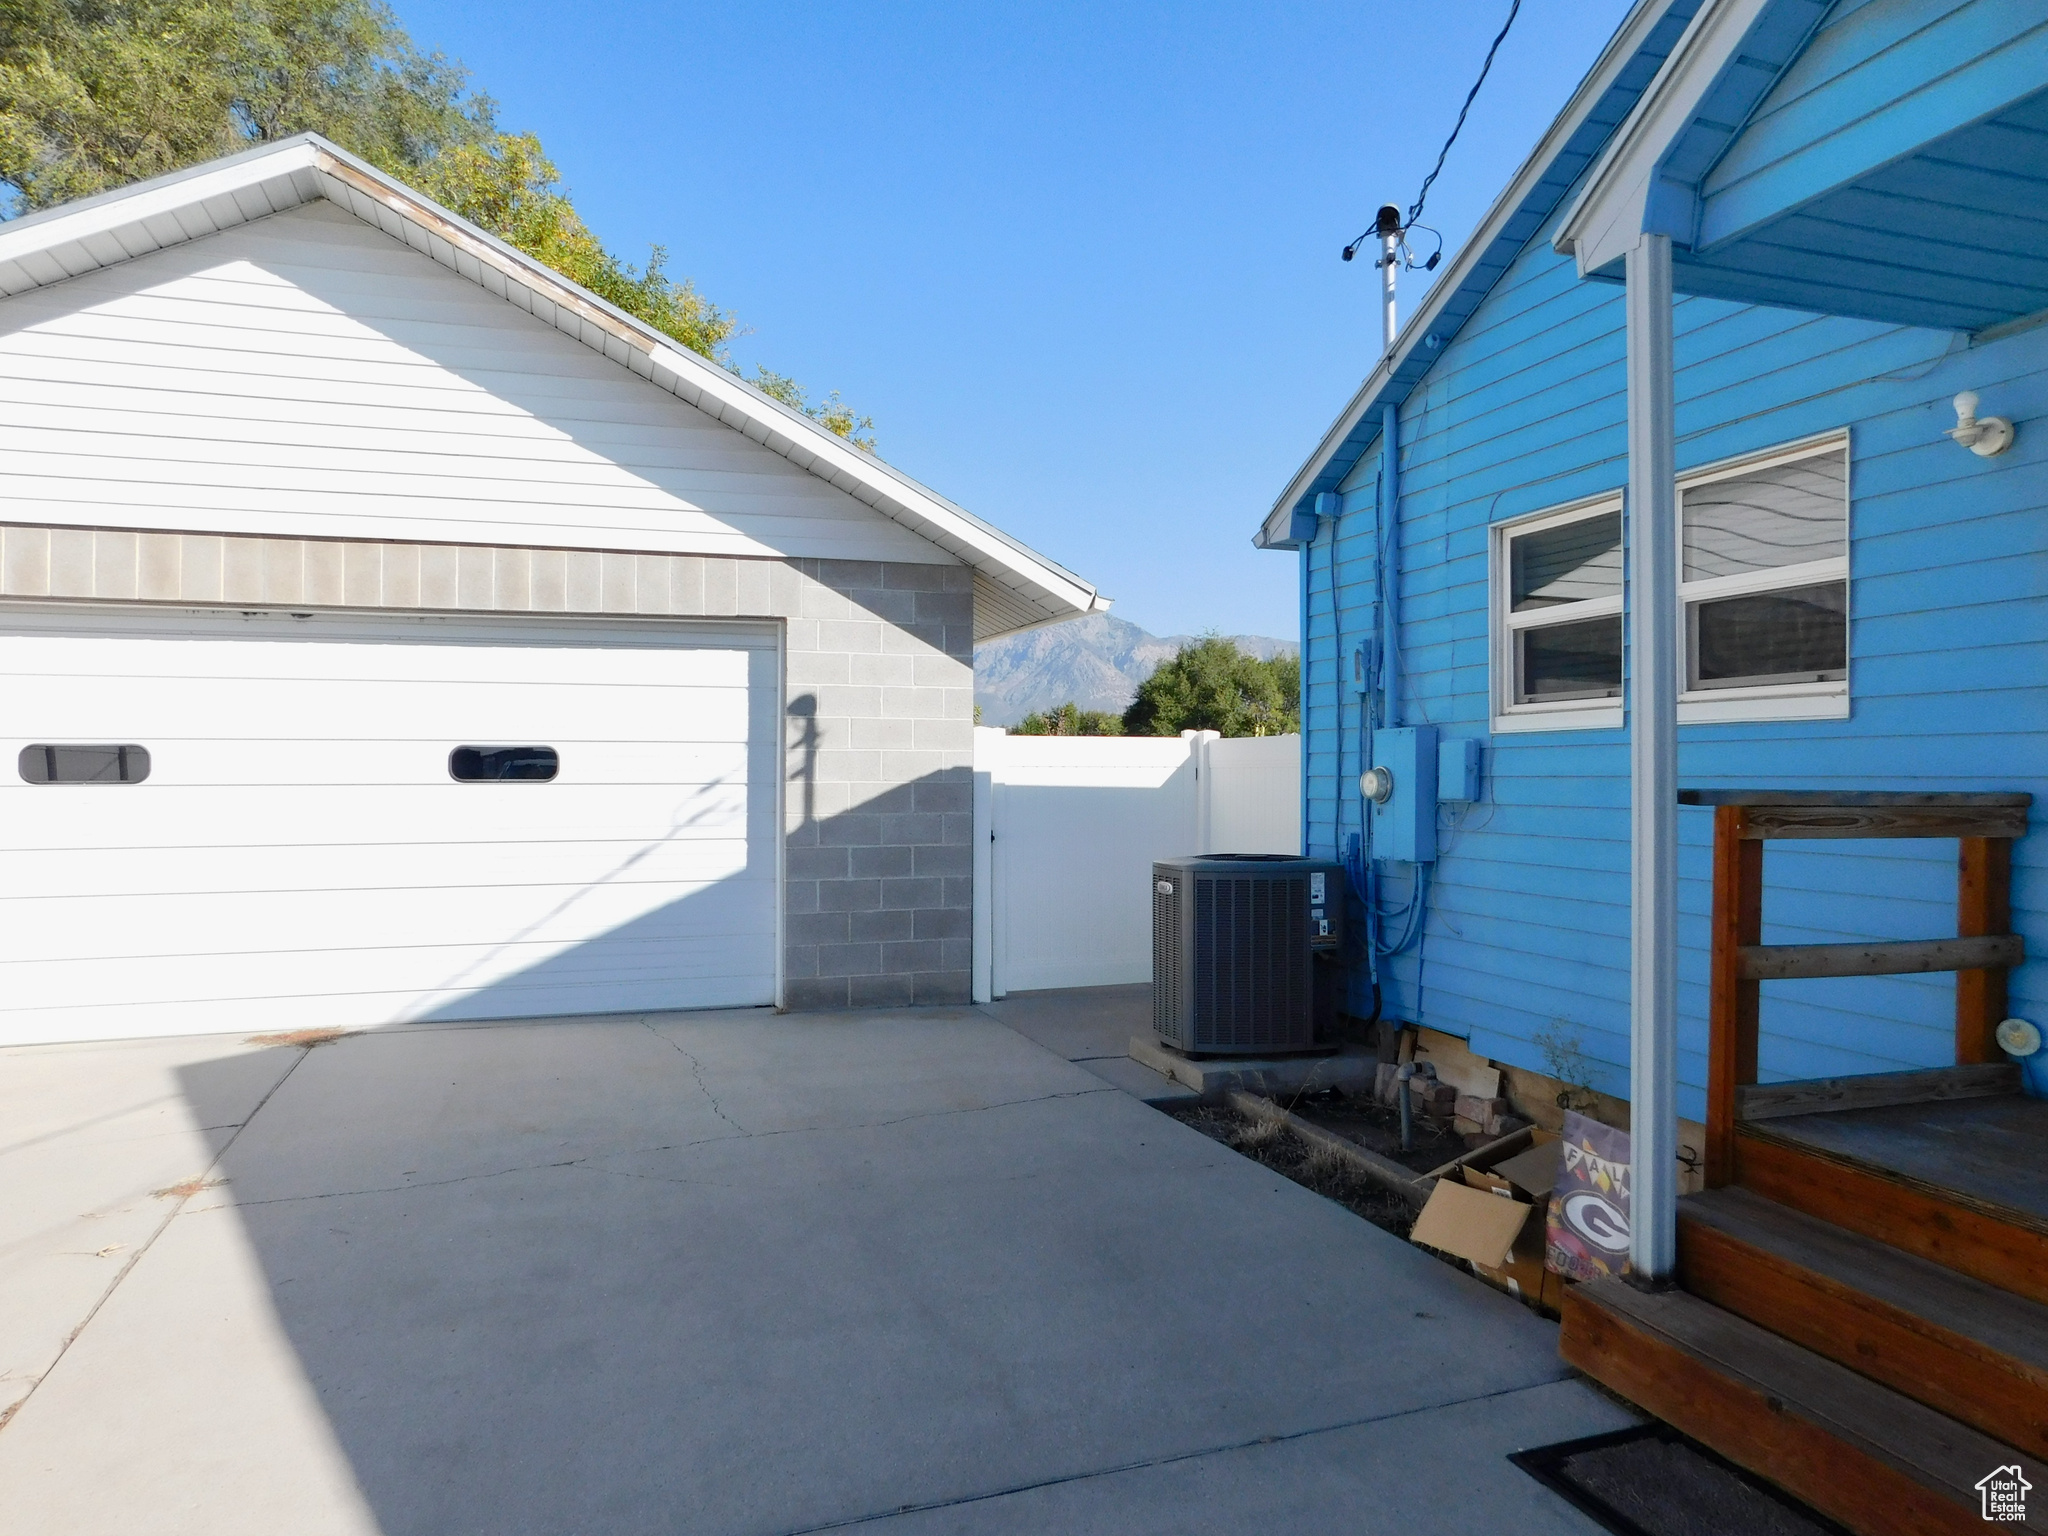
[1360,766,1395,805]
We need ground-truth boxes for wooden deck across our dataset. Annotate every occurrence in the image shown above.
[1563,791,2044,1535]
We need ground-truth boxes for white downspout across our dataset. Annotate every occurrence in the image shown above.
[1625,232,1679,1284]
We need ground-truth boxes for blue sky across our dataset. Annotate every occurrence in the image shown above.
[397,0,1634,639]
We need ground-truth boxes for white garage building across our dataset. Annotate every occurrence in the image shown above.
[0,135,1103,1047]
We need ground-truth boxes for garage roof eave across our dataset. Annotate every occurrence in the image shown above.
[0,134,1102,639]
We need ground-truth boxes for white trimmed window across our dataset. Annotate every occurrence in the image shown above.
[1489,433,1850,732]
[1677,434,1848,720]
[1491,494,1626,731]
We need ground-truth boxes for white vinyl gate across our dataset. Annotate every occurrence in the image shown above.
[972,728,1299,997]
[0,608,779,1045]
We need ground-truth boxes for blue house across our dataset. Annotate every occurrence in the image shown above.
[1261,3,2047,1519]
[1264,0,2043,1126]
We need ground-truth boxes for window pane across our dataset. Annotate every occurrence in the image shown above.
[1690,581,1846,689]
[1516,615,1622,703]
[19,744,151,784]
[1511,511,1622,610]
[1683,452,1845,580]
[449,746,559,782]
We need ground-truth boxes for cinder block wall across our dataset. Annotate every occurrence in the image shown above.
[0,525,978,1010]
[779,558,975,1008]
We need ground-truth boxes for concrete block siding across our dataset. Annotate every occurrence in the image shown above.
[0,524,976,1011]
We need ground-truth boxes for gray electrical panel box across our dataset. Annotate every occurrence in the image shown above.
[1152,854,1345,1056]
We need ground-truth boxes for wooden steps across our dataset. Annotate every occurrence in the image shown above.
[1737,1123,2048,1306]
[1679,1186,2048,1457]
[1561,1278,2046,1535]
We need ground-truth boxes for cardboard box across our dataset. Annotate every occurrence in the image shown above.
[1410,1126,1565,1311]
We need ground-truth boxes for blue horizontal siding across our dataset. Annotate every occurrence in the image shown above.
[1302,177,2048,1122]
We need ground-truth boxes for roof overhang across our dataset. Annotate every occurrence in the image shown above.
[1553,0,1815,277]
[0,135,1108,641]
[1555,0,2048,335]
[1256,0,1705,552]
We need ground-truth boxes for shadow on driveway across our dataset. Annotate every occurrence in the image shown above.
[0,1007,1630,1535]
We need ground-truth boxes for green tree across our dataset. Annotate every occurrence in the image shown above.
[1013,701,1124,737]
[747,366,877,454]
[0,0,876,446]
[413,132,740,364]
[0,0,484,209]
[1122,636,1300,737]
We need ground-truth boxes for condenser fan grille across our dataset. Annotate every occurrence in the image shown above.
[1152,856,1337,1055]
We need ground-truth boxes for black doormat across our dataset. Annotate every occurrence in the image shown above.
[1510,1424,1852,1536]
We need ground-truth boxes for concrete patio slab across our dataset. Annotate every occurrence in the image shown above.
[867,1378,1635,1534]
[0,1004,1623,1535]
[980,984,1196,1103]
[978,983,1149,1062]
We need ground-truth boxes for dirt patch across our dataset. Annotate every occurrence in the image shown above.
[1170,1102,1418,1239]
[1273,1085,1475,1175]
[245,1027,354,1049]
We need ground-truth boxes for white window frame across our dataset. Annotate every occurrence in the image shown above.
[1675,430,1850,724]
[1488,430,1851,733]
[1489,491,1626,734]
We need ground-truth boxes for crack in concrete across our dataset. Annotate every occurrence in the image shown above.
[0,1043,308,1439]
[643,1024,750,1136]
[771,1377,1586,1533]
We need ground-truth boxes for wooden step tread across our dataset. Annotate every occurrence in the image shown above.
[1749,1095,2048,1231]
[1683,1187,2048,1367]
[1736,1127,2048,1306]
[1562,1278,2046,1534]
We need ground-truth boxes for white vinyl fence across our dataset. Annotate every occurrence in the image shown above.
[971,728,1300,998]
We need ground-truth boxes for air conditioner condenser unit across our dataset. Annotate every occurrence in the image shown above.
[1151,854,1346,1056]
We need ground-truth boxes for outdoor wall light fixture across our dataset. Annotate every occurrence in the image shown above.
[1949,390,2015,457]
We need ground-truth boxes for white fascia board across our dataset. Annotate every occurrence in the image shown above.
[0,138,321,264]
[1257,0,1686,551]
[1553,0,1770,278]
[0,135,1101,631]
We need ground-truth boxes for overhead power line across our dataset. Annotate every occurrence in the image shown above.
[1405,0,1522,230]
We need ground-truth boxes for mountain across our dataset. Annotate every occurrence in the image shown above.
[973,613,1297,727]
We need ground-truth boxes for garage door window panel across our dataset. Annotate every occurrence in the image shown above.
[450,746,560,782]
[20,744,151,784]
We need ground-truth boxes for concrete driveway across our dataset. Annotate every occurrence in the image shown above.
[0,999,1631,1534]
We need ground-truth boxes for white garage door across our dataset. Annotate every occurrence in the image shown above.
[0,608,780,1046]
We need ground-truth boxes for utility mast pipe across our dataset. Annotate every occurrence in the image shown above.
[1380,228,1399,354]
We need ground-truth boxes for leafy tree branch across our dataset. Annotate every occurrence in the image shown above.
[0,0,875,447]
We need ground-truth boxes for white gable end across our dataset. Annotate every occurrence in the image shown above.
[0,200,950,565]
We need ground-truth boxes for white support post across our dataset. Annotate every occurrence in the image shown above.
[1193,729,1221,853]
[971,726,999,1003]
[1625,232,1679,1283]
